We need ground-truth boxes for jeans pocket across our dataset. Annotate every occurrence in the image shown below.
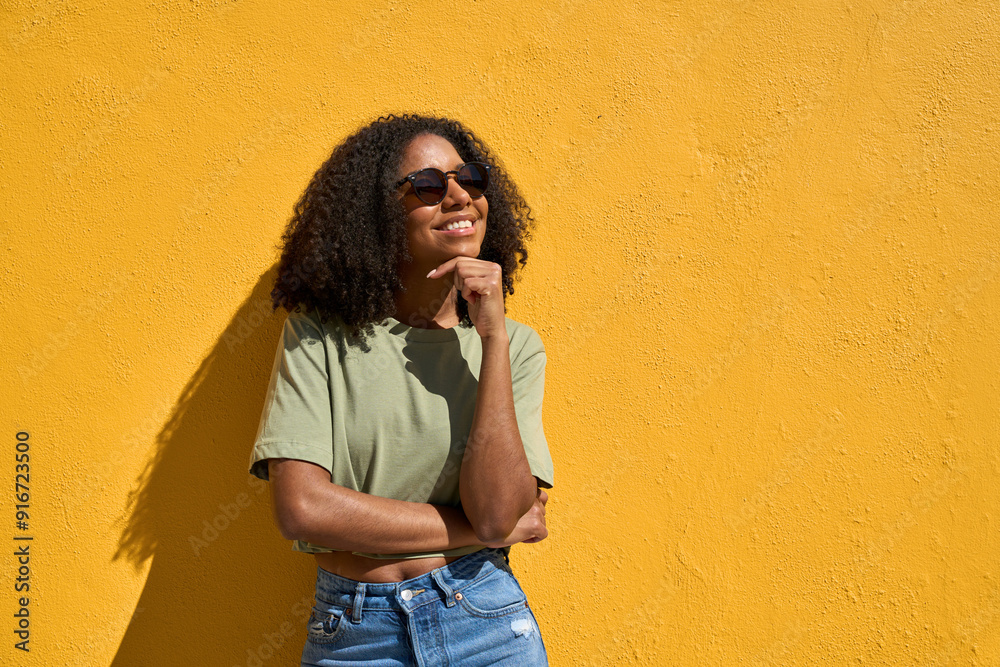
[457,569,528,619]
[306,602,347,645]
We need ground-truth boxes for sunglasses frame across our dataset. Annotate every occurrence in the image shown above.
[395,162,492,206]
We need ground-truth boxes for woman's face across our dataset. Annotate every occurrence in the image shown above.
[395,133,488,270]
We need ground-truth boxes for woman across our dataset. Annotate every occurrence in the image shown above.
[248,114,554,666]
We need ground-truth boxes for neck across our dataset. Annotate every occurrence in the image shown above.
[393,263,460,329]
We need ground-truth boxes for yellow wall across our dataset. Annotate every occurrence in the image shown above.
[2,1,998,664]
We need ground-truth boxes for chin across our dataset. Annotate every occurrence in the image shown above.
[449,244,482,258]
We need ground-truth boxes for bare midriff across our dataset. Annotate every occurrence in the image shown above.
[314,550,464,584]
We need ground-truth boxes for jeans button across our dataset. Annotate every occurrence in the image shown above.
[401,589,413,601]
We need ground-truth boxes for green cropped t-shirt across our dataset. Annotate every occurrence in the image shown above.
[248,306,554,559]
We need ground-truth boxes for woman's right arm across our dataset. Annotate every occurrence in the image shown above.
[269,458,547,554]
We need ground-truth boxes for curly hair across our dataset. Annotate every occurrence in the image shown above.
[269,114,535,342]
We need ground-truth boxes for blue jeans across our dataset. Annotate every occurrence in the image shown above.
[300,547,548,666]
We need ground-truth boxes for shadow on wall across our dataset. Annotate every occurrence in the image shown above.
[111,265,318,667]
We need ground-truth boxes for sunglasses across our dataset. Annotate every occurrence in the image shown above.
[395,162,492,206]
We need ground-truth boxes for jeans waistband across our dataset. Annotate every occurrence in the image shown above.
[313,547,512,620]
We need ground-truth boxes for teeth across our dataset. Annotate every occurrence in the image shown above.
[442,220,473,231]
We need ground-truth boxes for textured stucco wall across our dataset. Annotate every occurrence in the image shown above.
[2,0,998,665]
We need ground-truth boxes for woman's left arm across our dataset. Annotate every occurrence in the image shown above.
[462,332,539,541]
[427,258,539,542]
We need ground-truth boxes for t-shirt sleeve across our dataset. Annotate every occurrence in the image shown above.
[511,328,554,489]
[248,309,334,482]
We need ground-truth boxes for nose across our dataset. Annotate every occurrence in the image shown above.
[440,173,472,208]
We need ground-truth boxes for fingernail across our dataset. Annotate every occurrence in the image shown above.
[426,269,435,278]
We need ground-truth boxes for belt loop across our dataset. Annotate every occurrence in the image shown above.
[430,569,456,608]
[351,582,366,624]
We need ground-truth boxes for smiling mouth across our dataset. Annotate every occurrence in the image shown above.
[436,219,476,232]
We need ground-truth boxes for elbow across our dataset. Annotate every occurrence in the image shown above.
[277,518,303,542]
[473,518,518,545]
[273,496,312,542]
[470,489,537,544]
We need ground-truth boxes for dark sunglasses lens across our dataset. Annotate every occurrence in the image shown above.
[458,163,489,198]
[412,170,446,204]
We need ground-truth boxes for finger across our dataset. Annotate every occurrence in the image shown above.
[455,264,503,292]
[455,275,477,305]
[426,256,462,279]
[460,277,495,303]
[426,257,496,280]
[453,270,494,291]
[446,260,502,296]
[454,258,500,279]
[456,262,502,290]
[538,490,548,505]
